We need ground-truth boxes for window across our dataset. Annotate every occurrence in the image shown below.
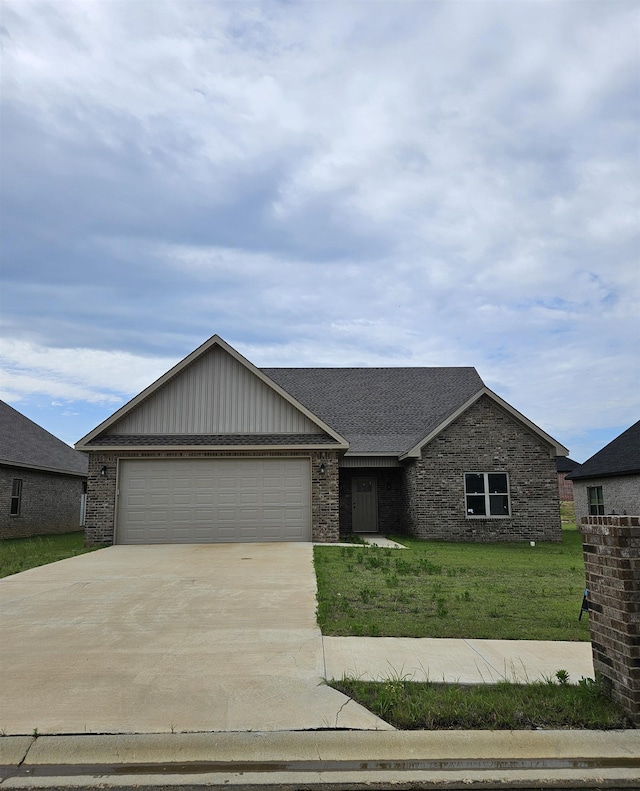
[465,472,510,517]
[10,479,22,516]
[587,486,604,516]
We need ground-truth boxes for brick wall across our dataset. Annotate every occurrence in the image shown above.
[579,516,640,725]
[85,450,340,545]
[404,396,562,542]
[0,466,85,539]
[557,471,574,502]
[573,474,640,524]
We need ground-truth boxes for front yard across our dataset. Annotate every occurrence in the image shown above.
[0,531,100,578]
[314,528,590,641]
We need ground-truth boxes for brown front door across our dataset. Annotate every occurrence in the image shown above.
[352,477,378,533]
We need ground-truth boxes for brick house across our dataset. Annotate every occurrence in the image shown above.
[1,400,88,539]
[77,335,568,546]
[556,456,581,501]
[568,420,640,522]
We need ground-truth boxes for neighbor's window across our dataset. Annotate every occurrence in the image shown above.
[10,479,22,516]
[587,486,604,516]
[465,472,510,517]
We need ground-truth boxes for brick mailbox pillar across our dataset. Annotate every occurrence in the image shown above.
[579,516,640,724]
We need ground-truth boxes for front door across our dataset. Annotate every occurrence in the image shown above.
[352,477,378,533]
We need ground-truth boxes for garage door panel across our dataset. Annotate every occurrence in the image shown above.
[117,458,311,544]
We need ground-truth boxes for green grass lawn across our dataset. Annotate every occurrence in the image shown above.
[314,527,590,641]
[330,674,630,730]
[0,531,102,578]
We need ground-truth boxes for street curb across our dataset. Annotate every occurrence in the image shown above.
[1,729,638,789]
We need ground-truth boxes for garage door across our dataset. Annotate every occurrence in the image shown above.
[116,458,311,544]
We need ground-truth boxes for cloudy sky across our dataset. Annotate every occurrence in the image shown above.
[1,0,638,462]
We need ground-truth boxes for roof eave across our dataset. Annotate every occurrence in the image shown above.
[399,387,570,461]
[0,459,88,477]
[79,443,350,453]
[568,468,640,481]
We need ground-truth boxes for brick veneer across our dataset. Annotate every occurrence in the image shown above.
[0,467,85,539]
[573,474,640,524]
[579,516,640,724]
[85,450,340,545]
[404,395,562,542]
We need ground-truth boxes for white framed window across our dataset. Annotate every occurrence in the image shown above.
[10,479,22,516]
[587,486,604,516]
[465,472,510,517]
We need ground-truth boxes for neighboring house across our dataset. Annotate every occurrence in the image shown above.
[77,335,568,546]
[0,400,88,540]
[568,421,640,522]
[556,456,581,501]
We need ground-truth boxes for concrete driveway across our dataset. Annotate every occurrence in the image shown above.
[0,544,390,735]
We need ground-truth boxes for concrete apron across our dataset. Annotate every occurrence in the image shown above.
[0,544,390,735]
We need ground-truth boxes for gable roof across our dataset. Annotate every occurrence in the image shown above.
[567,421,640,480]
[75,334,568,458]
[264,368,568,458]
[76,335,349,450]
[0,400,88,477]
[556,456,581,473]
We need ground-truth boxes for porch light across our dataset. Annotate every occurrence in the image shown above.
[100,466,108,477]
[319,463,326,475]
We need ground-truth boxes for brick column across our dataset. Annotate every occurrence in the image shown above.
[579,516,640,724]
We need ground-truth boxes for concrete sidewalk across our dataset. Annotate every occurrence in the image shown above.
[1,730,638,789]
[324,636,594,684]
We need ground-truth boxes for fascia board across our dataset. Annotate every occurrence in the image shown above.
[80,444,349,453]
[75,334,349,450]
[343,452,400,457]
[400,387,569,460]
[0,459,87,477]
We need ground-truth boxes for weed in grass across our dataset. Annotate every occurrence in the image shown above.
[359,587,376,604]
[555,669,570,685]
[330,673,631,730]
[386,574,399,588]
[436,597,448,618]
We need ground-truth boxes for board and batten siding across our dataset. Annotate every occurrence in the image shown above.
[111,346,321,435]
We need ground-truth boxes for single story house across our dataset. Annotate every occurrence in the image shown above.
[556,456,581,501]
[77,335,568,546]
[568,420,640,521]
[1,400,88,539]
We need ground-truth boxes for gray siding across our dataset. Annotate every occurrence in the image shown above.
[111,346,321,436]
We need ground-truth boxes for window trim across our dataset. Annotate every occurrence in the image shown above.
[10,478,22,516]
[587,485,605,516]
[464,472,511,518]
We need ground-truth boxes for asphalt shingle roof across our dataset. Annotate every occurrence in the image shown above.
[0,400,88,476]
[556,456,581,473]
[567,420,640,480]
[263,367,485,455]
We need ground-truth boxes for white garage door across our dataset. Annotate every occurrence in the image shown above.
[116,458,311,544]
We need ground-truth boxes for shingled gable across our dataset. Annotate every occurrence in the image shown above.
[76,335,348,451]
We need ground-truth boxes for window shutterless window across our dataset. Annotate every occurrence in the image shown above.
[587,486,604,516]
[465,472,510,517]
[10,479,22,516]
